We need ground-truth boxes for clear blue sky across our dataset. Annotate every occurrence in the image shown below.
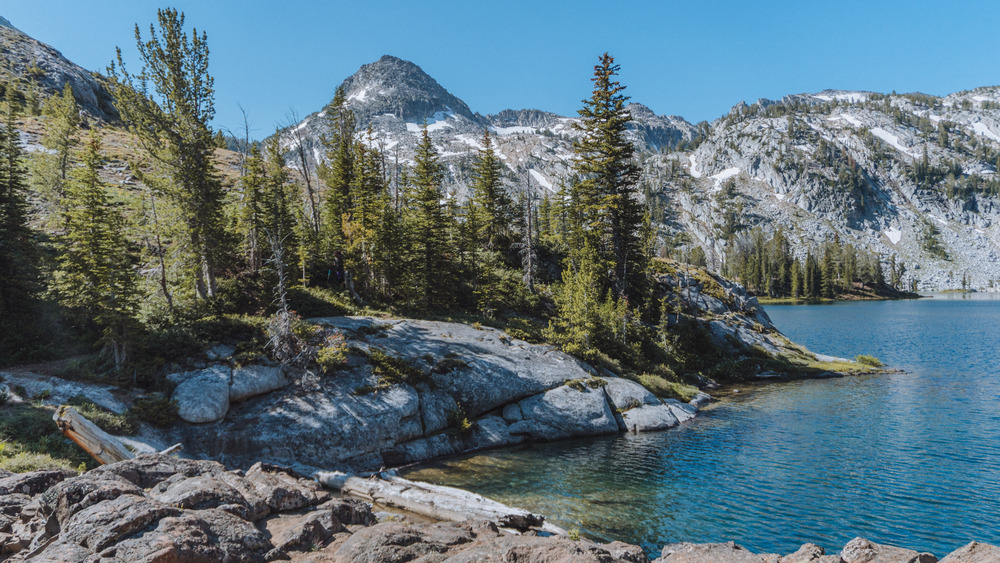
[3,0,998,138]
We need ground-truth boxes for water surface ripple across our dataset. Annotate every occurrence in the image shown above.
[405,295,1000,556]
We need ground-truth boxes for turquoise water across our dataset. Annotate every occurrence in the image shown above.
[405,294,1000,556]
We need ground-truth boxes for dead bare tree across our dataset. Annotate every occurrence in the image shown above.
[285,110,321,238]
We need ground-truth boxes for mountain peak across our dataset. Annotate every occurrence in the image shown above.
[336,55,476,123]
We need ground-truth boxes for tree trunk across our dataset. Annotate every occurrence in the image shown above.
[53,406,134,465]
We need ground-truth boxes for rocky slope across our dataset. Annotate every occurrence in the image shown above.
[282,55,1000,291]
[0,265,852,475]
[664,88,1000,291]
[1,454,996,562]
[0,19,118,121]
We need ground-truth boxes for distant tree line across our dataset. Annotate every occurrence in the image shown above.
[723,228,910,299]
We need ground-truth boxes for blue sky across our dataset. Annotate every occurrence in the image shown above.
[3,1,998,138]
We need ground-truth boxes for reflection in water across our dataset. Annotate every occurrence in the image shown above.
[405,297,1000,556]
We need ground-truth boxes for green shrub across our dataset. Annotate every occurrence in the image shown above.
[129,396,179,427]
[447,404,475,437]
[855,354,884,367]
[0,404,95,472]
[637,373,700,402]
[367,348,426,387]
[0,387,9,406]
[317,332,350,373]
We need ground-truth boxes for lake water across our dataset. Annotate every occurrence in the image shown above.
[404,294,1000,556]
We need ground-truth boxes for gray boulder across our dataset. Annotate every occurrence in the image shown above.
[840,537,938,563]
[781,543,843,562]
[509,384,619,440]
[229,365,288,402]
[169,365,231,423]
[604,377,661,410]
[621,404,681,432]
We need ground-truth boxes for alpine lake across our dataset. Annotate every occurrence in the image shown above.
[403,293,1000,556]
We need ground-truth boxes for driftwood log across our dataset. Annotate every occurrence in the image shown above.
[315,470,566,535]
[53,406,134,464]
[53,405,184,465]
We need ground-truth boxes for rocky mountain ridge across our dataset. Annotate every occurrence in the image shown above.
[0,19,118,121]
[282,56,1000,291]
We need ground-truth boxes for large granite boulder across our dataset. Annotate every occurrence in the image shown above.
[508,384,620,440]
[169,365,232,423]
[230,365,288,402]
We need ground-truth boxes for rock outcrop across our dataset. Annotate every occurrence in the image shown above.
[166,316,706,472]
[2,456,995,563]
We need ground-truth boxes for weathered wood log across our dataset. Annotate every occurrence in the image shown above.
[53,406,134,465]
[315,470,566,535]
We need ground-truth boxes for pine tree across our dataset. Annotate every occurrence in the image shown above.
[403,127,454,310]
[320,85,356,255]
[262,136,298,279]
[31,83,79,221]
[55,134,141,369]
[469,129,513,250]
[108,8,225,300]
[0,89,35,329]
[569,53,647,303]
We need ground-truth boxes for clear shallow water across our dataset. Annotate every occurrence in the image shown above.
[405,295,1000,556]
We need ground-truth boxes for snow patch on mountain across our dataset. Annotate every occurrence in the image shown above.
[529,169,554,191]
[884,228,902,245]
[871,127,917,157]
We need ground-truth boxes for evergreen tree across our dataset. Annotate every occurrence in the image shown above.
[32,83,79,221]
[403,127,454,310]
[569,53,647,303]
[320,85,356,255]
[55,134,141,369]
[469,129,513,250]
[108,8,225,300]
[0,89,35,330]
[262,136,298,278]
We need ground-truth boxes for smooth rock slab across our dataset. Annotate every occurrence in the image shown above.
[230,365,288,402]
[170,365,231,423]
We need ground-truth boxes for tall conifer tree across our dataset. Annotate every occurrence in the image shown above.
[569,53,647,303]
[109,8,224,300]
[55,134,140,369]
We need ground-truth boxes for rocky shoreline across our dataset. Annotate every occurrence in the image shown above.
[0,454,995,562]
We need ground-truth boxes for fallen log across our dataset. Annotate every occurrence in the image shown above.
[315,470,566,535]
[53,405,184,465]
[53,406,134,465]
